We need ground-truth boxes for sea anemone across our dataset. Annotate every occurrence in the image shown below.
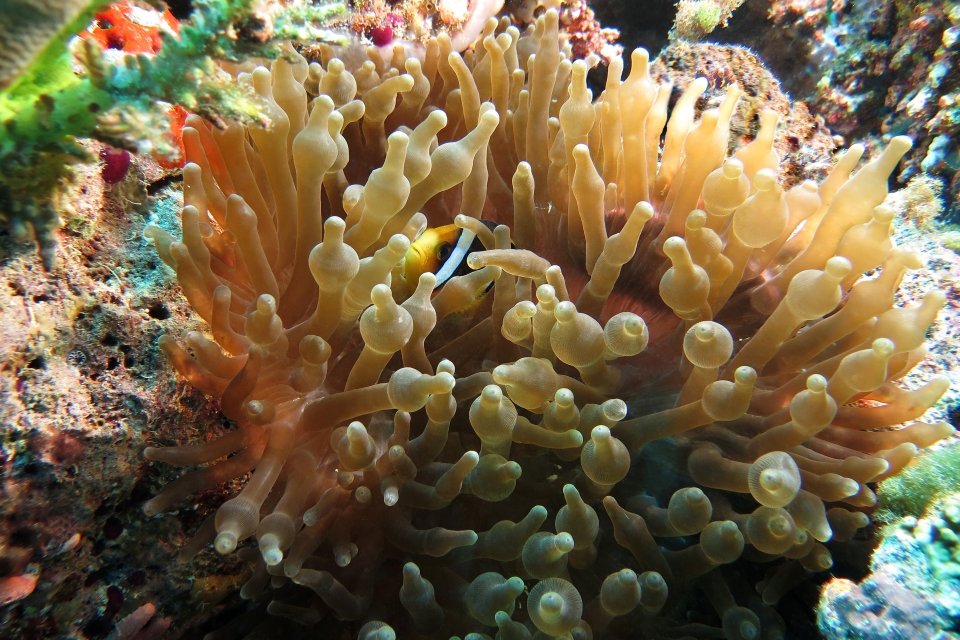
[142,10,952,638]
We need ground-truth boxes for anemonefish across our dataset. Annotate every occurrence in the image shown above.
[403,220,500,295]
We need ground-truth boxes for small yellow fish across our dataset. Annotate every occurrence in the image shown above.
[404,223,489,294]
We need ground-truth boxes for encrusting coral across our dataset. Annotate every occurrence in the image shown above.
[142,9,953,638]
[818,489,960,639]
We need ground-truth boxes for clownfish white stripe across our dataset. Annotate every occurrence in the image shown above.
[433,228,477,289]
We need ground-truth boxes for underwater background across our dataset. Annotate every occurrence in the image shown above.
[2,0,960,638]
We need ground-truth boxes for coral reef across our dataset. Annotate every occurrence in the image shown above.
[669,0,745,42]
[340,0,506,52]
[582,0,677,74]
[0,0,347,268]
[333,0,618,65]
[716,0,960,222]
[879,175,960,418]
[79,1,181,55]
[503,0,621,62]
[819,490,960,639]
[814,179,960,637]
[649,41,838,189]
[126,7,953,638]
[0,145,245,638]
[1,1,958,638]
[553,0,621,62]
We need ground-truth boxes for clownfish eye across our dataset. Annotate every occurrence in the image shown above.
[436,242,452,262]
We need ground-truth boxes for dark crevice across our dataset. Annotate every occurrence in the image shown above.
[147,302,171,320]
[146,172,182,196]
[165,0,193,20]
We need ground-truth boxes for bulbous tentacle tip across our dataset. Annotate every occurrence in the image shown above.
[214,531,238,555]
[261,542,283,566]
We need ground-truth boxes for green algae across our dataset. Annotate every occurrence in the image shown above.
[878,440,960,524]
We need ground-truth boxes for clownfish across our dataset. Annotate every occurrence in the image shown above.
[403,220,501,294]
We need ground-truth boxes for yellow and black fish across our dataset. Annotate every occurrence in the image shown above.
[403,220,501,294]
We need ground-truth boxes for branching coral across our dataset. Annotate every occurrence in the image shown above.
[143,10,952,638]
